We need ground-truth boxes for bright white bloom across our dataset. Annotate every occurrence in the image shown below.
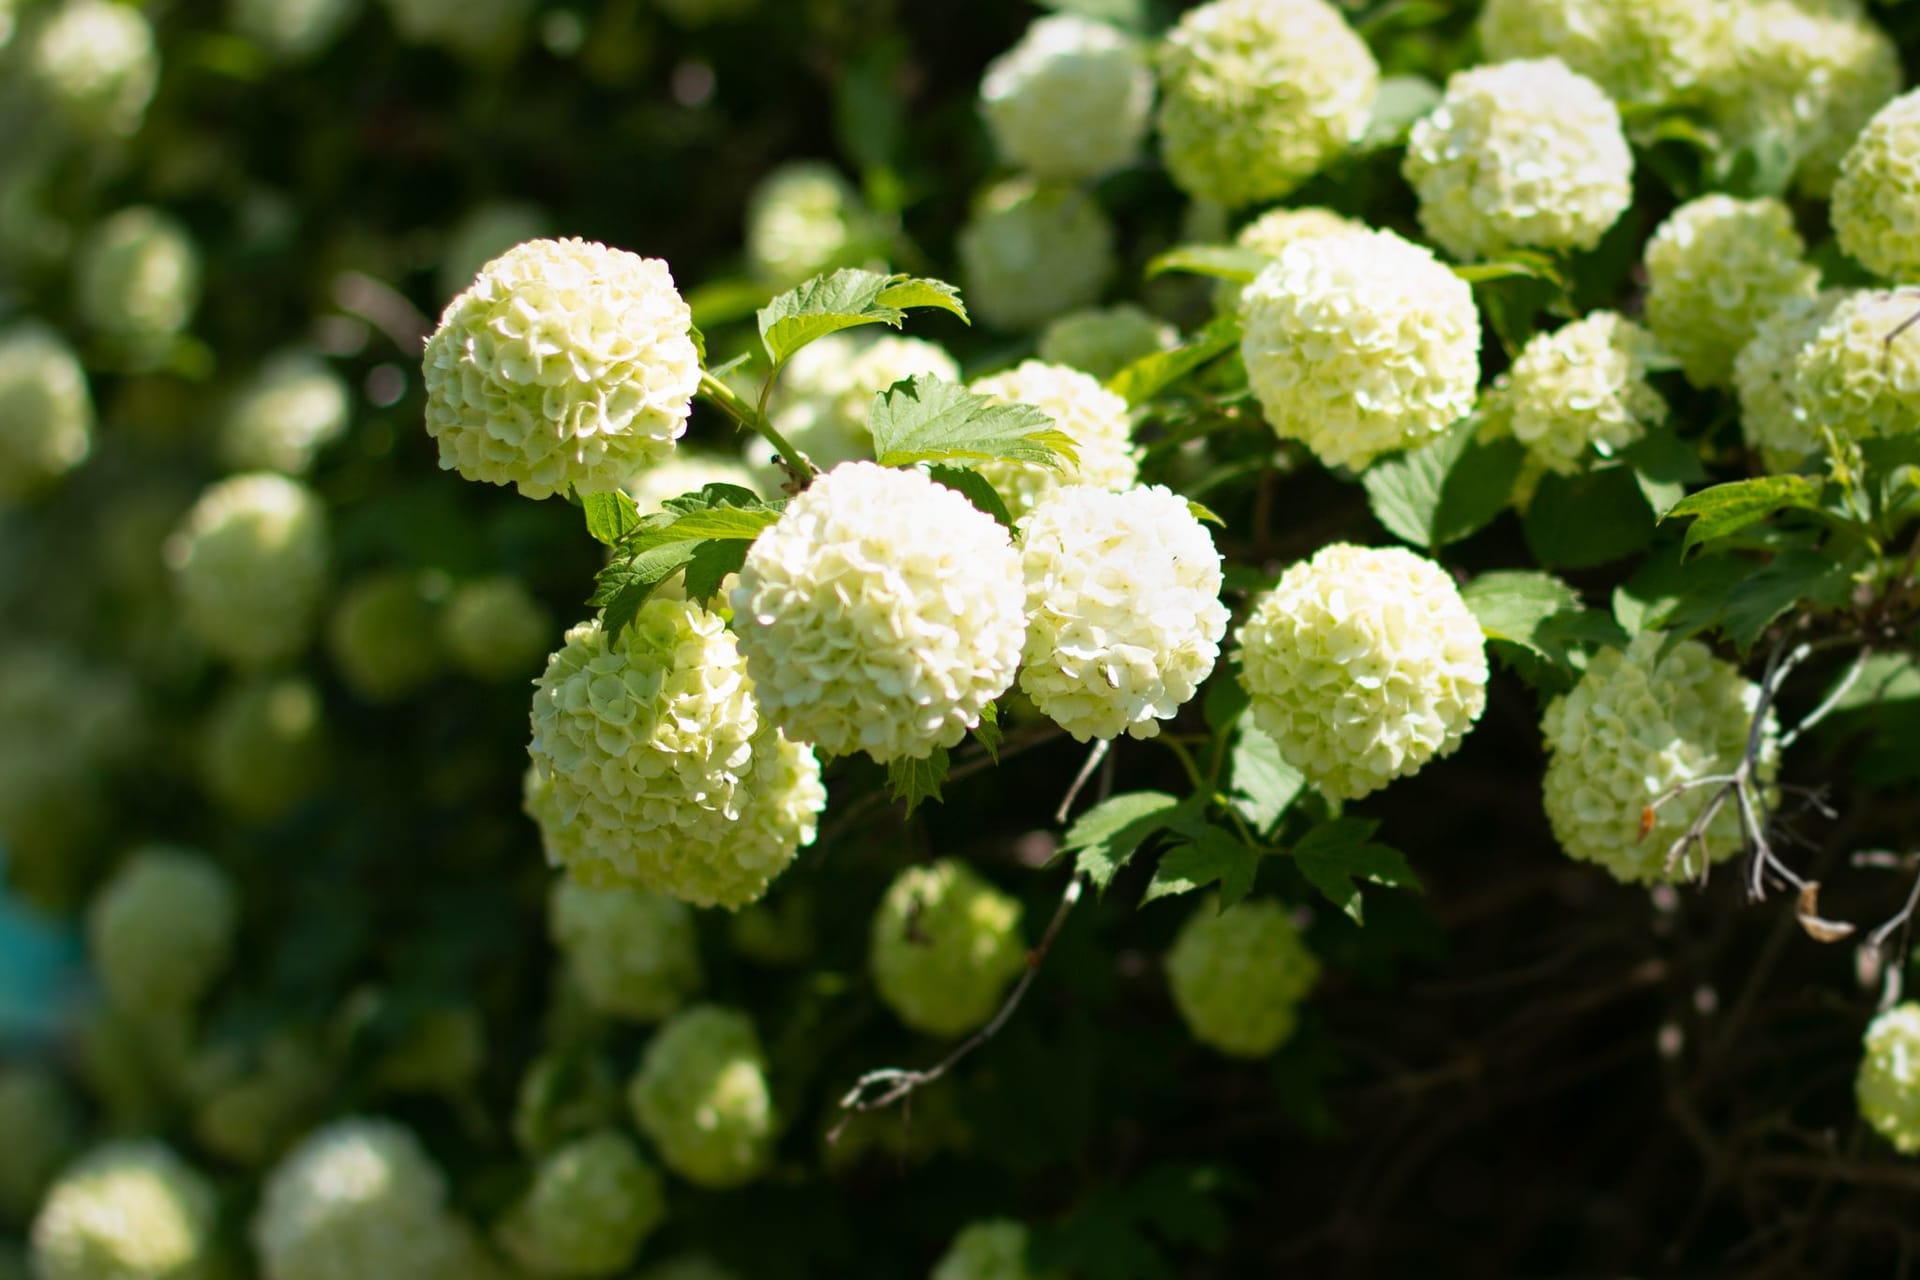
[626,453,761,514]
[0,323,93,502]
[1792,289,1920,443]
[200,675,328,820]
[931,1220,1056,1280]
[980,14,1153,180]
[440,577,553,680]
[1214,205,1368,313]
[31,1142,217,1280]
[730,462,1025,763]
[968,361,1137,517]
[1237,544,1488,802]
[1734,290,1847,469]
[1155,0,1378,208]
[870,860,1027,1037]
[438,201,548,301]
[1404,58,1633,261]
[745,162,876,290]
[0,1067,77,1221]
[762,333,960,474]
[88,847,238,1016]
[1166,896,1320,1058]
[1477,312,1667,482]
[1834,89,1920,281]
[1036,305,1177,380]
[230,0,360,60]
[422,238,700,499]
[327,571,446,702]
[1859,1003,1920,1153]
[958,180,1115,331]
[526,601,825,909]
[27,0,158,136]
[1475,0,1722,105]
[379,0,531,57]
[1018,485,1227,742]
[76,207,200,344]
[167,473,329,667]
[1540,634,1775,883]
[627,1005,775,1189]
[495,1131,665,1278]
[549,879,704,1023]
[1240,230,1481,471]
[219,352,351,475]
[1644,196,1820,388]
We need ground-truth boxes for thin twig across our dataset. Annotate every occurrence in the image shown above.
[1055,739,1112,825]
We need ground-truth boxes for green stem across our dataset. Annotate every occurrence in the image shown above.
[698,370,814,485]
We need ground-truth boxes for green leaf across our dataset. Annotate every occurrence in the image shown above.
[926,463,1014,527]
[1292,819,1421,925]
[1621,428,1705,517]
[1661,475,1824,553]
[1225,715,1303,835]
[886,749,950,817]
[1523,467,1656,569]
[1461,570,1580,659]
[1059,791,1185,896]
[1186,499,1225,527]
[1106,313,1240,408]
[757,269,967,366]
[682,539,751,605]
[1144,824,1260,908]
[1451,250,1567,289]
[868,375,1077,469]
[1144,244,1275,284]
[1363,417,1522,549]
[588,546,698,639]
[971,700,1003,763]
[1722,548,1853,653]
[1357,74,1441,151]
[578,488,641,547]
[633,503,781,545]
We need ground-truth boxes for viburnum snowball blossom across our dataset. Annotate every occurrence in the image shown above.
[731,462,1025,763]
[549,879,704,1023]
[958,180,1115,331]
[422,237,700,499]
[1834,89,1920,281]
[0,322,93,502]
[1644,195,1820,389]
[1791,289,1920,441]
[1167,896,1321,1058]
[1475,0,1721,106]
[88,847,238,1016]
[1036,305,1177,380]
[1404,58,1632,262]
[326,570,446,703]
[200,675,328,819]
[627,1005,776,1189]
[76,207,200,345]
[229,0,359,61]
[1018,485,1228,742]
[31,1142,217,1280]
[930,1220,1056,1280]
[979,14,1153,181]
[1540,634,1775,884]
[27,0,157,136]
[1239,230,1481,471]
[219,352,351,475]
[379,0,531,57]
[1734,290,1849,469]
[870,860,1027,1037]
[744,162,876,290]
[166,473,329,667]
[1155,0,1378,208]
[495,1130,665,1279]
[1858,1003,1920,1153]
[1237,544,1488,802]
[0,1067,77,1221]
[1477,312,1667,484]
[968,361,1138,517]
[440,577,553,680]
[526,603,824,910]
[1214,205,1368,313]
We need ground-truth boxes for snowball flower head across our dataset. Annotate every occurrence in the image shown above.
[1404,58,1632,261]
[931,1220,1057,1280]
[422,237,700,499]
[0,322,92,502]
[1791,289,1920,443]
[549,879,704,1023]
[201,675,328,819]
[1215,205,1368,313]
[958,180,1115,331]
[1859,1003,1920,1153]
[1018,485,1227,742]
[525,600,825,909]
[731,462,1025,763]
[1240,230,1481,471]
[76,208,200,344]
[1167,895,1321,1057]
[1734,290,1849,470]
[88,847,238,1016]
[1475,0,1722,106]
[1155,0,1378,208]
[760,333,959,474]
[440,576,552,680]
[870,859,1027,1037]
[219,352,351,475]
[1834,89,1920,282]
[167,473,329,667]
[230,0,360,61]
[1644,195,1820,388]
[968,361,1137,517]
[1237,544,1488,802]
[627,1005,775,1189]
[327,570,446,703]
[1036,305,1177,380]
[980,14,1153,181]
[1541,634,1776,883]
[31,1141,217,1280]
[1477,312,1667,481]
[744,162,876,290]
[27,0,157,136]
[495,1130,665,1279]
[0,1067,77,1221]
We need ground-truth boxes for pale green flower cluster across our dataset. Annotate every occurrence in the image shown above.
[229,0,360,61]
[166,473,330,667]
[1733,290,1849,469]
[870,859,1027,1037]
[980,14,1153,181]
[1834,88,1920,281]
[326,570,446,703]
[0,323,93,502]
[1036,305,1177,380]
[88,847,239,1016]
[1166,896,1320,1058]
[76,207,201,346]
[1155,0,1378,208]
[1213,205,1367,315]
[627,1006,776,1189]
[1789,289,1920,442]
[0,1068,77,1221]
[1475,0,1721,106]
[423,238,700,499]
[549,879,704,1023]
[968,360,1138,516]
[745,162,877,290]
[958,180,1115,331]
[440,577,553,680]
[26,0,158,136]
[1540,634,1774,883]
[200,675,328,819]
[1858,1003,1920,1153]
[379,0,531,58]
[1477,312,1667,490]
[495,1131,665,1278]
[219,352,351,476]
[1237,544,1488,802]
[1240,230,1481,471]
[930,1220,1056,1280]
[31,1143,216,1280]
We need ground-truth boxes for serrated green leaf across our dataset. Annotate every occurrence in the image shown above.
[1106,313,1241,407]
[1363,417,1522,550]
[579,488,642,546]
[1145,823,1259,908]
[682,539,751,605]
[589,544,701,638]
[634,504,781,544]
[757,269,968,366]
[886,748,950,816]
[1523,467,1656,568]
[872,276,967,320]
[971,700,1003,763]
[1059,790,1184,895]
[869,375,1077,469]
[1291,818,1421,925]
[1621,428,1704,517]
[1451,251,1567,288]
[659,482,770,516]
[927,463,1014,527]
[1144,244,1275,285]
[1662,475,1824,553]
[1358,74,1441,150]
[1186,499,1224,527]
[1722,548,1853,653]
[1461,570,1581,660]
[1226,715,1302,835]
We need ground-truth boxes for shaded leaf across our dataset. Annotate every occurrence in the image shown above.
[682,539,751,605]
[927,463,1014,527]
[1363,417,1522,549]
[869,375,1076,469]
[1461,570,1580,660]
[1451,250,1567,289]
[1621,428,1706,517]
[1059,791,1185,895]
[1144,244,1274,284]
[1721,548,1852,653]
[1226,714,1303,835]
[579,488,641,547]
[886,749,950,817]
[1144,824,1260,909]
[1357,74,1440,151]
[1523,467,1656,568]
[1292,819,1421,925]
[972,700,1004,763]
[1662,475,1823,553]
[1106,313,1241,408]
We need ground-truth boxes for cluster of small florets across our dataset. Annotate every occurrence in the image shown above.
[870,859,1027,1037]
[167,472,330,667]
[1237,544,1489,802]
[495,1130,665,1278]
[1858,1003,1920,1153]
[1166,896,1321,1058]
[731,462,1026,763]
[1240,229,1482,471]
[26,0,158,136]
[549,879,704,1023]
[76,207,200,347]
[88,847,239,1017]
[440,577,553,680]
[31,1141,217,1280]
[1036,305,1177,380]
[0,322,93,502]
[1833,88,1920,282]
[230,0,360,61]
[1475,0,1720,106]
[1787,289,1920,441]
[763,332,960,473]
[627,1005,776,1188]
[930,1219,1055,1280]
[968,361,1138,515]
[0,1067,77,1221]
[1733,290,1848,469]
[1540,634,1775,884]
[219,351,351,475]
[958,180,1115,331]
[378,0,531,58]
[423,237,701,499]
[744,162,878,290]
[199,674,328,819]
[526,601,824,909]
[1017,485,1228,742]
[1403,58,1632,262]
[1155,0,1377,208]
[1643,196,1821,389]
[1477,312,1667,488]
[326,570,447,703]
[979,13,1153,181]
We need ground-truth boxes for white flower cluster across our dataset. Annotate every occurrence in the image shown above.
[229,0,359,61]
[958,180,1115,331]
[731,462,1025,763]
[88,847,239,1017]
[1540,634,1775,884]
[627,1005,776,1189]
[31,1141,217,1280]
[1215,204,1367,314]
[1477,312,1667,489]
[27,0,158,136]
[870,859,1027,1037]
[1166,896,1321,1058]
[1475,0,1721,106]
[327,570,446,703]
[526,601,824,909]
[423,238,701,499]
[1018,485,1227,742]
[1036,305,1177,380]
[0,322,93,502]
[1732,291,1841,470]
[219,352,351,475]
[1237,544,1489,802]
[980,14,1153,181]
[76,207,200,346]
[744,162,877,290]
[549,879,704,1023]
[931,1220,1055,1280]
[167,473,330,667]
[1155,0,1378,208]
[440,577,553,680]
[1404,58,1633,262]
[1834,88,1920,282]
[968,360,1138,516]
[1240,229,1481,471]
[200,674,328,819]
[495,1130,665,1278]
[1779,290,1920,450]
[1858,1003,1920,1154]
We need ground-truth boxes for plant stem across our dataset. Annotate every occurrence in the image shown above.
[697,370,814,485]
